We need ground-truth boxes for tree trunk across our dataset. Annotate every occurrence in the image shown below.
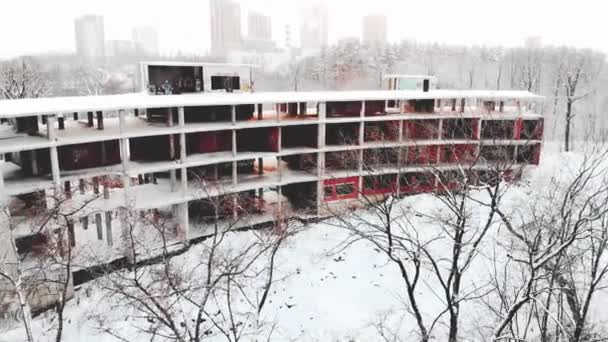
[16,283,34,342]
[565,99,573,152]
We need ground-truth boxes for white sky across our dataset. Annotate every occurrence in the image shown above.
[0,0,605,58]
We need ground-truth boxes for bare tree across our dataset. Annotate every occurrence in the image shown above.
[559,48,604,152]
[0,58,50,99]
[485,147,608,341]
[91,176,298,342]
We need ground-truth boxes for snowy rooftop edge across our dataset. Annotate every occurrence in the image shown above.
[383,74,438,79]
[141,61,259,68]
[0,90,543,118]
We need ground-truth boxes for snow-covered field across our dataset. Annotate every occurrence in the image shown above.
[3,142,608,341]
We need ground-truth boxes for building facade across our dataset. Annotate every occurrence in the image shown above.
[74,14,105,61]
[362,14,388,46]
[132,26,159,56]
[300,4,329,50]
[210,0,242,55]
[0,62,543,322]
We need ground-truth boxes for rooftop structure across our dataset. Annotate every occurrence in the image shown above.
[0,62,544,323]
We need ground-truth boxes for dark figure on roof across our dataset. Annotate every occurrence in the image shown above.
[161,80,173,95]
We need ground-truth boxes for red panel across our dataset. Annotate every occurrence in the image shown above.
[323,177,359,202]
[268,127,280,152]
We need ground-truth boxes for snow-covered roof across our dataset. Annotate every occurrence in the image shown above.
[383,74,438,80]
[141,61,259,68]
[0,90,543,118]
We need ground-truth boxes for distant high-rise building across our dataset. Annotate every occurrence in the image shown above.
[210,0,242,55]
[132,27,159,56]
[300,4,328,50]
[245,12,274,52]
[248,12,271,41]
[362,14,387,46]
[74,14,105,61]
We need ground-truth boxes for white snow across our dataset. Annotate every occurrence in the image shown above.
[0,90,543,118]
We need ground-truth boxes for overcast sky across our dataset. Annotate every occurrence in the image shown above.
[1,0,605,58]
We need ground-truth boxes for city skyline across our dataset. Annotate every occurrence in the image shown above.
[1,0,607,59]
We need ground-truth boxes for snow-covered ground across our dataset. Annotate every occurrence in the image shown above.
[3,142,608,341]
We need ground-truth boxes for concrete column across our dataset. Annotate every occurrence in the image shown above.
[231,105,236,125]
[96,111,104,130]
[105,211,113,247]
[118,110,131,204]
[316,152,325,217]
[360,101,366,118]
[232,130,237,157]
[167,108,177,191]
[277,185,283,217]
[0,163,4,189]
[87,112,94,127]
[232,161,238,186]
[438,119,444,141]
[47,116,61,187]
[179,202,190,242]
[178,108,188,195]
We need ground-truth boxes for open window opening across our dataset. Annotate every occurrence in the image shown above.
[404,146,439,166]
[516,144,541,165]
[276,102,318,120]
[442,118,478,140]
[186,130,232,155]
[130,135,180,161]
[237,127,279,153]
[9,148,51,176]
[399,172,436,194]
[188,195,235,224]
[187,162,233,183]
[282,182,317,214]
[59,140,121,171]
[326,101,363,118]
[281,154,317,174]
[440,144,478,164]
[183,104,255,123]
[404,120,439,140]
[363,101,387,117]
[325,151,360,171]
[480,120,515,140]
[364,121,400,143]
[437,170,466,191]
[326,123,360,146]
[362,174,397,195]
[480,145,515,164]
[282,125,318,149]
[402,99,435,114]
[363,148,399,170]
[520,120,543,140]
